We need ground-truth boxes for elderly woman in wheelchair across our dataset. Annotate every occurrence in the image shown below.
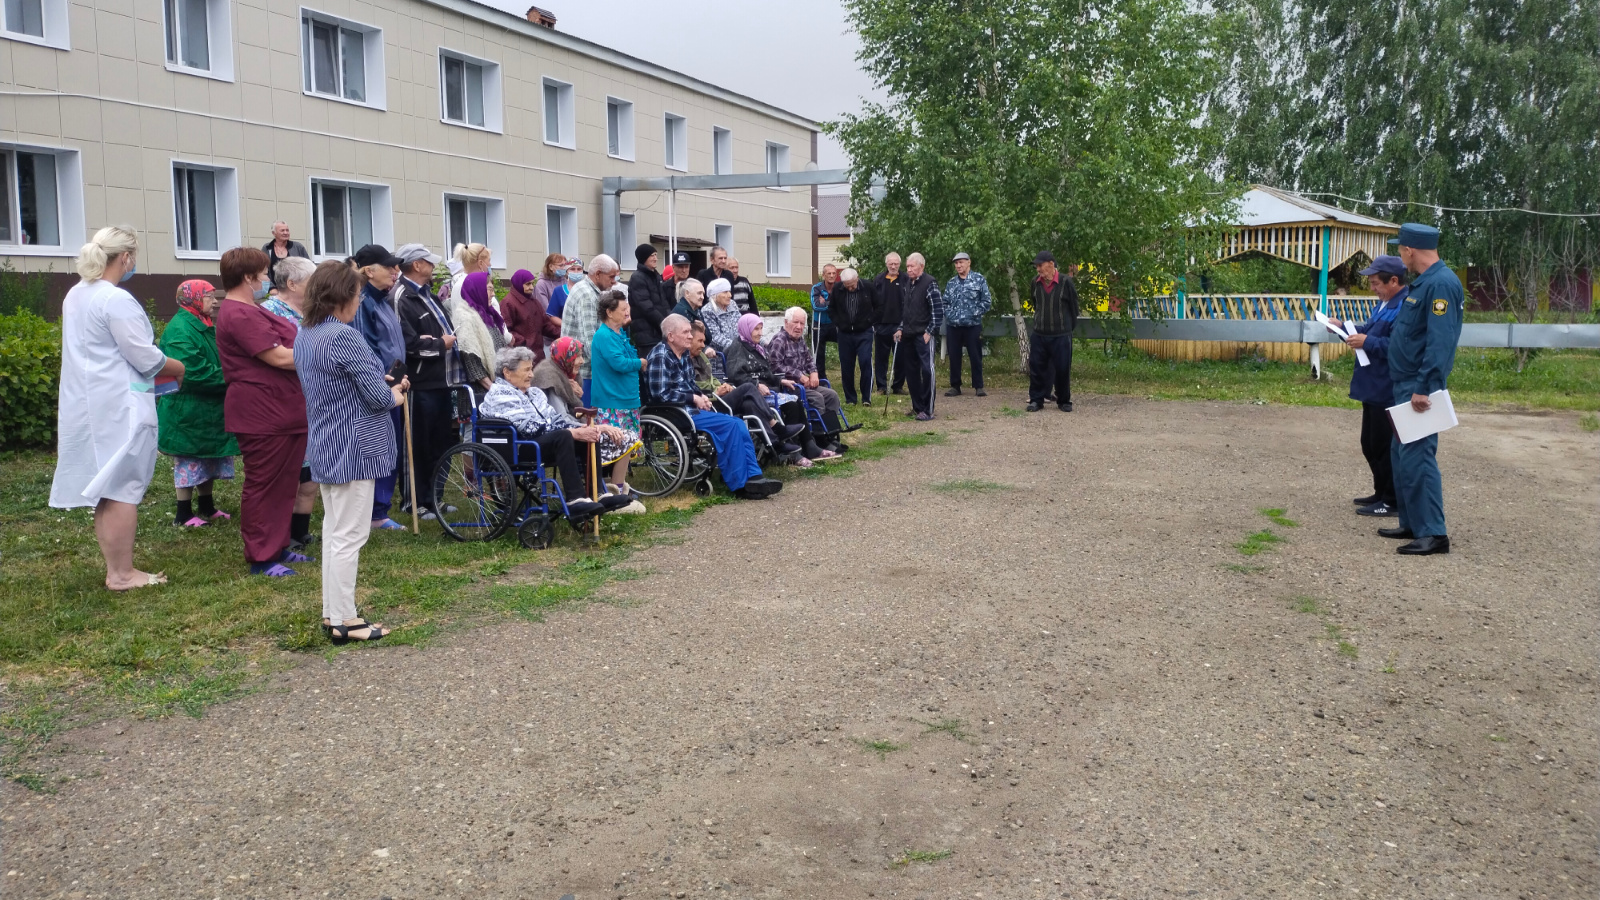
[722,313,840,466]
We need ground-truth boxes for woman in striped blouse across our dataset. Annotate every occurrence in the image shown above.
[292,261,409,644]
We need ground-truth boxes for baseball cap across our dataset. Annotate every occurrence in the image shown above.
[352,244,403,268]
[394,243,442,266]
[1357,255,1406,277]
[1032,251,1056,265]
[951,252,971,262]
[673,251,691,265]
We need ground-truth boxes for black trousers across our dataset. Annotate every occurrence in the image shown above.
[718,382,767,421]
[947,324,984,390]
[533,429,587,503]
[1027,332,1073,404]
[411,388,458,507]
[813,322,839,381]
[1360,402,1397,504]
[904,336,934,415]
[837,329,874,403]
[873,325,909,393]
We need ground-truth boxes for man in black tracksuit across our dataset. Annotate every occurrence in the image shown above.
[871,253,909,394]
[1026,251,1080,412]
[897,252,944,419]
[829,268,879,405]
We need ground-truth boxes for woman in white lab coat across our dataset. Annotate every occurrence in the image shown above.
[49,225,187,590]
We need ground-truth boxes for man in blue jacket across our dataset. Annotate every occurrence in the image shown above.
[1328,255,1407,518]
[1378,223,1464,556]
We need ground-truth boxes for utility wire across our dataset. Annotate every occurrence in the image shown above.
[1285,189,1600,219]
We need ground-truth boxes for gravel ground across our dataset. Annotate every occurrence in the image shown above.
[4,395,1596,900]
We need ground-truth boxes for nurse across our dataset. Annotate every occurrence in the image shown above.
[49,225,188,590]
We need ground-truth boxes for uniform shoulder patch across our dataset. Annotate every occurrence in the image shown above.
[1432,298,1448,315]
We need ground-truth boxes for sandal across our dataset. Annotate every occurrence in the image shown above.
[323,619,389,644]
[250,562,297,577]
[371,518,407,531]
[109,571,168,591]
[208,509,232,521]
[177,516,210,528]
[280,549,317,564]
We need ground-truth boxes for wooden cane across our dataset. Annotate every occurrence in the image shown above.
[403,391,420,534]
[585,410,600,539]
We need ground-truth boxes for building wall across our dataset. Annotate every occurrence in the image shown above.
[0,0,816,298]
[818,235,852,270]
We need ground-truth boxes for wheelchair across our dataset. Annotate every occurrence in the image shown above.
[429,386,601,549]
[790,379,860,449]
[629,394,795,499]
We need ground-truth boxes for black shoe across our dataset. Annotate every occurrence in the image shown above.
[974,389,986,397]
[892,387,905,395]
[944,387,962,397]
[734,486,770,500]
[831,441,848,453]
[739,477,782,498]
[776,423,806,441]
[567,498,605,518]
[1357,501,1397,518]
[1378,526,1414,540]
[596,493,634,511]
[1025,401,1045,412]
[1058,402,1073,412]
[1353,493,1382,506]
[1397,535,1450,555]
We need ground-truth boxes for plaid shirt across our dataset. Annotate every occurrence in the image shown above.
[943,271,993,327]
[766,329,816,380]
[645,342,700,407]
[558,277,603,378]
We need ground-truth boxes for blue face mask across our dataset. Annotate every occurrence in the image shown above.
[567,270,584,283]
[118,264,136,284]
[253,279,271,301]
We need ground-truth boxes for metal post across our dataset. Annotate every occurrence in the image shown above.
[1311,225,1331,379]
[601,182,620,263]
[667,189,676,261]
[1177,234,1188,319]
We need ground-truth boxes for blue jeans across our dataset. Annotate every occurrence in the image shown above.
[372,405,405,520]
[691,409,762,492]
[836,329,874,404]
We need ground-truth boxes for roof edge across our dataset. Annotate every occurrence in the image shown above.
[424,0,820,133]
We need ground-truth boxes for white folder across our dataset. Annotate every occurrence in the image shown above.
[1388,390,1458,444]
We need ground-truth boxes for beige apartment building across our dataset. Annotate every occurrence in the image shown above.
[0,0,820,309]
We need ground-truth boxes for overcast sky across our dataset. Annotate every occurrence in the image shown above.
[484,0,884,188]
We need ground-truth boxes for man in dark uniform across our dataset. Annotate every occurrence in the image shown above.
[871,252,909,394]
[1327,254,1408,518]
[1025,251,1079,412]
[1378,223,1463,556]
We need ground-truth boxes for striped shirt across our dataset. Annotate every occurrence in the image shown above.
[294,319,398,484]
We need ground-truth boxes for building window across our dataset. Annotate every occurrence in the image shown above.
[712,127,732,176]
[714,224,733,257]
[765,141,791,191]
[618,213,637,267]
[540,77,575,148]
[0,144,81,253]
[2,0,67,46]
[301,12,383,108]
[545,204,577,258]
[663,113,687,172]
[2,0,42,38]
[163,0,232,79]
[439,49,502,132]
[606,97,634,161]
[444,194,504,267]
[171,163,239,257]
[765,229,791,279]
[310,180,388,258]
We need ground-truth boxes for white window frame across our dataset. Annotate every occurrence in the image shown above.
[765,229,791,279]
[1,0,69,50]
[163,0,234,82]
[299,8,385,110]
[712,126,732,176]
[662,112,687,172]
[438,47,503,133]
[442,193,506,269]
[307,176,392,260]
[538,76,575,149]
[765,141,791,191]
[714,224,733,258]
[605,96,635,161]
[170,160,239,260]
[544,204,577,258]
[0,142,83,256]
[617,213,637,268]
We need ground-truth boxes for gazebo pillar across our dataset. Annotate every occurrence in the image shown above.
[1310,225,1331,379]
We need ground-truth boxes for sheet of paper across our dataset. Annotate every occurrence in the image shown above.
[1387,390,1458,444]
[1314,311,1370,366]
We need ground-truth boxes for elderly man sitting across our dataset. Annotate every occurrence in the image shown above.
[645,315,783,500]
[479,346,637,518]
[767,306,847,452]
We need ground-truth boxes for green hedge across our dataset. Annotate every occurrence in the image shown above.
[0,310,62,448]
[752,283,810,312]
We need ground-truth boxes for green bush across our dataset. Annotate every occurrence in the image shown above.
[0,310,62,448]
[0,260,51,316]
[752,283,810,312]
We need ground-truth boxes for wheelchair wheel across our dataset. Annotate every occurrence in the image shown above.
[517,514,553,550]
[431,442,516,542]
[692,477,713,498]
[630,414,688,497]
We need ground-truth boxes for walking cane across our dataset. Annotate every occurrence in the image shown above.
[883,337,899,417]
[926,334,936,419]
[585,409,600,540]
[403,391,419,534]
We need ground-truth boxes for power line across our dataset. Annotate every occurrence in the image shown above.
[1285,190,1600,219]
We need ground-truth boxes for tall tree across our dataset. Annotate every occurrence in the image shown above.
[827,0,1235,363]
[1215,0,1600,329]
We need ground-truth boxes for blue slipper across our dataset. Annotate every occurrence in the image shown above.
[372,518,407,531]
[250,562,296,577]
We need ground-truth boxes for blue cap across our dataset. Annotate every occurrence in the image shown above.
[1394,223,1439,250]
[1357,254,1406,277]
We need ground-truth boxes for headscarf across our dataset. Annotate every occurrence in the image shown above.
[551,336,583,381]
[705,277,732,300]
[736,313,766,356]
[177,279,217,326]
[460,271,506,332]
[510,268,535,301]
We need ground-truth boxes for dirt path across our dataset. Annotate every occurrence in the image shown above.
[4,396,1596,899]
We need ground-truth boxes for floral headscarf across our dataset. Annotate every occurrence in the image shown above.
[551,336,583,381]
[460,271,506,332]
[736,313,766,357]
[177,279,217,326]
[510,268,535,300]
